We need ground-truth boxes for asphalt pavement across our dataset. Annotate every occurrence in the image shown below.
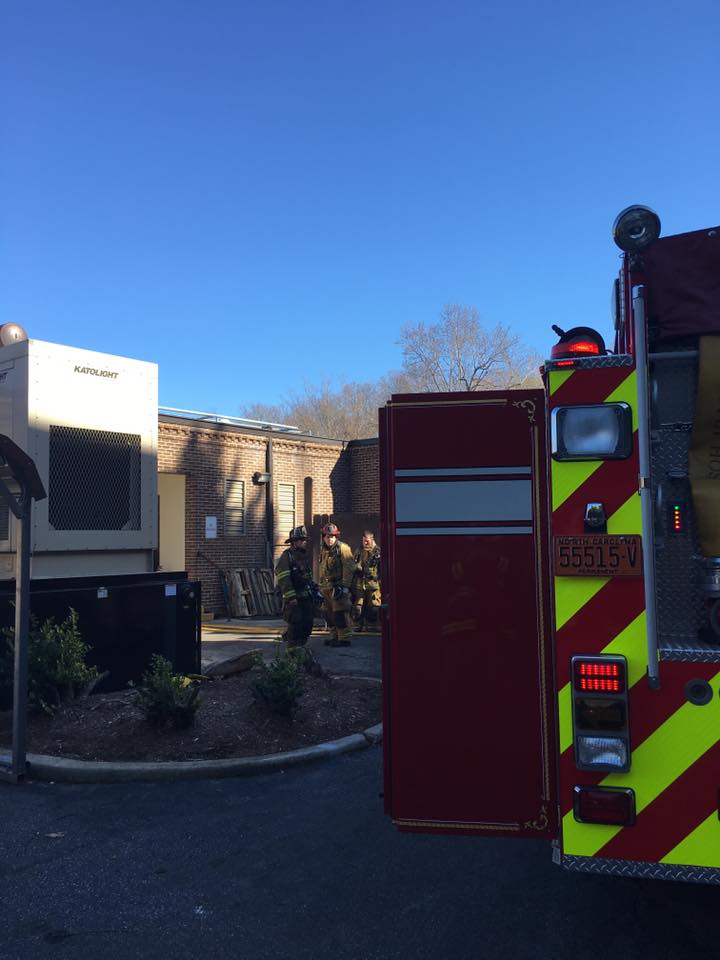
[2,748,717,960]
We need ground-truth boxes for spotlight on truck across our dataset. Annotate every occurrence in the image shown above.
[612,204,661,252]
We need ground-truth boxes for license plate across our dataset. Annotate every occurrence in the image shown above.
[554,535,642,577]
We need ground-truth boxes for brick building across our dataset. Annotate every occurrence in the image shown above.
[156,410,379,613]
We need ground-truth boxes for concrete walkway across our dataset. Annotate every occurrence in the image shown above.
[201,617,382,679]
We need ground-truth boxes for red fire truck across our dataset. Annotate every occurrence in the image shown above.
[379,206,720,884]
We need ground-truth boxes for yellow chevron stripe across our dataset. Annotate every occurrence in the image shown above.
[548,369,575,395]
[606,492,642,535]
[605,371,638,432]
[661,811,720,867]
[558,610,647,754]
[554,577,607,631]
[562,670,720,857]
[552,461,601,512]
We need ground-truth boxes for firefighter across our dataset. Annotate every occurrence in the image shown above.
[275,525,315,647]
[352,530,381,631]
[318,521,355,646]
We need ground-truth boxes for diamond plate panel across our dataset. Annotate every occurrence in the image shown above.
[660,643,720,663]
[48,425,142,531]
[561,854,720,885]
[546,354,634,370]
[650,351,716,658]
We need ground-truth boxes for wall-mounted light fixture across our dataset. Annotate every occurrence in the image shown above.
[253,471,271,485]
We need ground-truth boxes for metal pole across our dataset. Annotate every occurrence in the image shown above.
[632,286,660,689]
[11,487,31,779]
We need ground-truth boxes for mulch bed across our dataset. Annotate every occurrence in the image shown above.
[0,671,382,763]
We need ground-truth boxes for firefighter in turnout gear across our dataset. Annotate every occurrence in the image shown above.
[352,530,381,631]
[318,521,356,646]
[275,526,315,647]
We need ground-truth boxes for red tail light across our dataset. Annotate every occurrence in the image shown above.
[574,659,625,693]
[573,786,635,826]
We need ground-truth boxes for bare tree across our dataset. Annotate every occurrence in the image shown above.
[399,304,541,392]
[239,305,541,440]
[241,381,386,441]
[241,402,291,426]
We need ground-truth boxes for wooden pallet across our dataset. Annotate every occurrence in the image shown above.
[233,568,280,617]
[227,571,251,617]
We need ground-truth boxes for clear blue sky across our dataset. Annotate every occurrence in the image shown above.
[3,1,719,415]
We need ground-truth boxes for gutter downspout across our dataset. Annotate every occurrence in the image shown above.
[266,439,274,569]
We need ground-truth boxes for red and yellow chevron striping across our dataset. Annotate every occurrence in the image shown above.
[548,364,720,870]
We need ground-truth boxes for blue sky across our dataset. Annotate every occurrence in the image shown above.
[3,1,719,415]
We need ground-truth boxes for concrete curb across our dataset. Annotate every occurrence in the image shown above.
[25,724,383,784]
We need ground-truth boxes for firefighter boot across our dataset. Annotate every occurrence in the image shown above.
[333,624,353,646]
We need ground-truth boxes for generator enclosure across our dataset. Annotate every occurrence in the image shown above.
[0,339,158,578]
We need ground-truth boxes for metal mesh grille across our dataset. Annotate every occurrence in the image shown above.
[0,502,8,541]
[48,425,142,531]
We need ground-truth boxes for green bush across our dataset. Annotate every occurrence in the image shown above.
[251,648,305,717]
[0,608,98,715]
[134,654,200,729]
[287,645,325,678]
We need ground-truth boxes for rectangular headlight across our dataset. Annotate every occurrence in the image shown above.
[576,735,629,772]
[551,403,632,460]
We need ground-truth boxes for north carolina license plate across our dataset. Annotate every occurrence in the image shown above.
[553,535,643,577]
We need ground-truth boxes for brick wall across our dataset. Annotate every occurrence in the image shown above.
[348,439,379,514]
[158,417,348,613]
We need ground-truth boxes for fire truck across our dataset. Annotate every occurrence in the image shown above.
[379,206,720,884]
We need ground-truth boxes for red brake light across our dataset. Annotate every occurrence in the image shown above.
[573,786,635,826]
[574,659,625,693]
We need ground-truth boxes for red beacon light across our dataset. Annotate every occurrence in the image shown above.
[550,326,607,363]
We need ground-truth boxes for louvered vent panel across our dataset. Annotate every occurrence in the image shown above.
[49,425,142,531]
[277,482,296,539]
[224,479,245,535]
[0,502,8,541]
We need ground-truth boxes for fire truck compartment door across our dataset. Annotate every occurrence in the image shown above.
[381,391,558,839]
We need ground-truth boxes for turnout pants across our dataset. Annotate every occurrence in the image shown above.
[354,585,381,628]
[320,588,353,643]
[282,597,315,646]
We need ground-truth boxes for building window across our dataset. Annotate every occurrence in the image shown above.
[224,479,245,536]
[277,482,296,539]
